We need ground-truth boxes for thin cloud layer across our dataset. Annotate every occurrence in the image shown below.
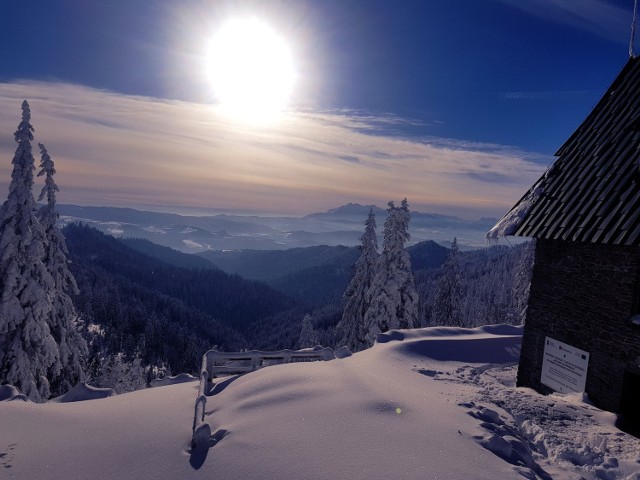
[0,81,548,218]
[496,0,630,44]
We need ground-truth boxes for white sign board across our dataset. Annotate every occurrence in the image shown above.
[540,337,590,394]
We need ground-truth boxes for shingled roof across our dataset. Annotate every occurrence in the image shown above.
[488,56,640,245]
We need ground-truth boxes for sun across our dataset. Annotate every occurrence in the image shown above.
[206,18,295,123]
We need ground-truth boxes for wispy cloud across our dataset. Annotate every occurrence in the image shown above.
[0,81,548,218]
[495,0,631,43]
[337,155,360,163]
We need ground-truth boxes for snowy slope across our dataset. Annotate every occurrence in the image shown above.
[1,325,639,479]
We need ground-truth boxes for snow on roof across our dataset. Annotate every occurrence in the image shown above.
[486,176,545,240]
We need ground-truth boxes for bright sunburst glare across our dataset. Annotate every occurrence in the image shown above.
[206,18,295,123]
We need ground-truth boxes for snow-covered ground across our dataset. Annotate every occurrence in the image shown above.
[1,325,639,479]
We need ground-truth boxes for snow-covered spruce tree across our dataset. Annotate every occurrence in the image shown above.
[0,101,59,402]
[335,208,379,351]
[92,352,146,394]
[363,199,419,347]
[37,143,88,396]
[297,314,319,349]
[431,237,464,326]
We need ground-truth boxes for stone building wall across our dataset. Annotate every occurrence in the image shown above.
[517,238,640,413]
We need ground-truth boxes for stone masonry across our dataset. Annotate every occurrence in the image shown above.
[517,238,640,413]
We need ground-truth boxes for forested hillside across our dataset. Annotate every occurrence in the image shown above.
[199,241,449,303]
[416,242,534,327]
[120,237,218,270]
[194,238,534,351]
[65,224,295,331]
[63,225,533,390]
[63,224,298,379]
[199,245,358,281]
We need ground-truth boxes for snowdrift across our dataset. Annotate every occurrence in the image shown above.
[49,383,116,403]
[150,373,198,388]
[0,384,28,402]
[1,324,638,479]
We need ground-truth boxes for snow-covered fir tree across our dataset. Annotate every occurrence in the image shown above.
[0,101,59,402]
[37,143,88,396]
[92,352,146,394]
[335,208,379,351]
[363,199,419,346]
[431,237,464,326]
[297,314,319,349]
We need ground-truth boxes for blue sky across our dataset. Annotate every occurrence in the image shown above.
[0,0,636,217]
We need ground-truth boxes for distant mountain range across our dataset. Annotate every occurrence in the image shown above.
[57,203,498,253]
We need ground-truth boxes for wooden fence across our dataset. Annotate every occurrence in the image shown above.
[192,347,335,450]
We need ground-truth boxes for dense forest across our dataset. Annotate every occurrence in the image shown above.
[64,224,293,382]
[64,224,533,391]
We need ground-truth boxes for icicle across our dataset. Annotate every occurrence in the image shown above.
[630,0,638,58]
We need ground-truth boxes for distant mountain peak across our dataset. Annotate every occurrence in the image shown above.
[309,203,385,218]
[327,203,367,214]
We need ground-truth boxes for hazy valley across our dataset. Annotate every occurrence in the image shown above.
[57,203,498,253]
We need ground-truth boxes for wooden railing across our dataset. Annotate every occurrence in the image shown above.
[191,347,335,450]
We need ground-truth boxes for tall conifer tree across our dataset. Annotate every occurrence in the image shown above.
[0,101,58,401]
[37,143,87,395]
[363,199,419,346]
[432,237,464,326]
[297,314,319,349]
[336,208,379,351]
